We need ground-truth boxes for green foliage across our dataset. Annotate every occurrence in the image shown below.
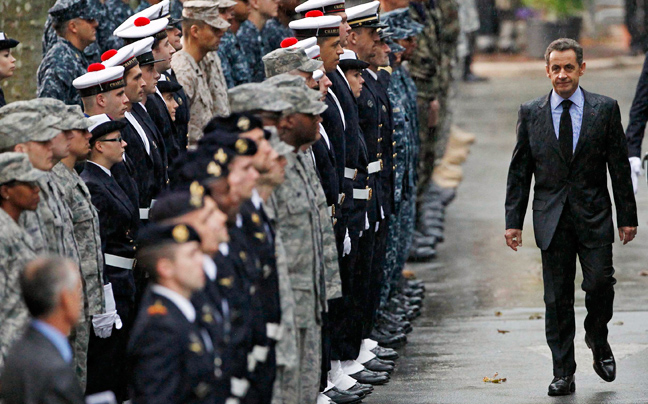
[523,0,584,18]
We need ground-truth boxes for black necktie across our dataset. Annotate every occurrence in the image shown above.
[559,99,573,160]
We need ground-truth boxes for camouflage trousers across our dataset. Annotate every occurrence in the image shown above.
[69,316,91,391]
[273,325,321,404]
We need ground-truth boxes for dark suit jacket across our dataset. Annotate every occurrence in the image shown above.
[82,162,140,309]
[626,52,648,157]
[147,92,182,166]
[0,325,84,404]
[505,88,638,250]
[320,92,347,226]
[165,70,190,151]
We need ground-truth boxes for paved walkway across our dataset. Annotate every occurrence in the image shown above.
[367,65,648,404]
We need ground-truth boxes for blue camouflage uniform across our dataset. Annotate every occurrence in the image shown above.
[106,0,134,28]
[218,31,253,88]
[37,38,89,106]
[170,0,183,19]
[236,20,273,83]
[263,18,294,52]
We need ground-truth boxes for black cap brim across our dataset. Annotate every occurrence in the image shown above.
[338,59,370,71]
[0,38,19,50]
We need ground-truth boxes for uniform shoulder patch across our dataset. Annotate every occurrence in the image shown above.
[147,300,168,316]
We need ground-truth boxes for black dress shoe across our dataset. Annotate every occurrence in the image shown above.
[372,357,395,367]
[363,357,394,372]
[349,369,390,385]
[346,382,372,396]
[585,336,616,382]
[407,280,425,290]
[547,375,575,396]
[332,386,365,399]
[323,388,363,404]
[371,345,399,360]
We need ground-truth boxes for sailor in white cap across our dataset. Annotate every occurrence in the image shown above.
[171,1,232,146]
[345,1,386,62]
[289,12,343,73]
[73,64,129,120]
[295,0,351,47]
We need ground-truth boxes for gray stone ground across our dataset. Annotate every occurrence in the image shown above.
[369,65,648,404]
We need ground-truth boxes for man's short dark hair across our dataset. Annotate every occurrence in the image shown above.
[20,256,78,318]
[136,243,180,283]
[182,18,207,34]
[545,38,583,66]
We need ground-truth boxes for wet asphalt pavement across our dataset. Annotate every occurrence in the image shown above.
[368,66,648,404]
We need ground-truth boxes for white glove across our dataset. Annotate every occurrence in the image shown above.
[375,221,379,232]
[92,283,122,338]
[380,206,385,220]
[630,157,642,194]
[364,213,370,230]
[343,229,351,256]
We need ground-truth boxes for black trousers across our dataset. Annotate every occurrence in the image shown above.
[541,207,615,377]
[356,227,377,339]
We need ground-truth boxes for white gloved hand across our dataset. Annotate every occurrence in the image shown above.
[92,283,122,338]
[630,157,642,194]
[343,229,351,256]
[375,221,379,232]
[364,213,370,230]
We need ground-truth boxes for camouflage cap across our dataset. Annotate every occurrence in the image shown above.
[49,0,97,23]
[182,1,231,30]
[0,110,62,148]
[0,152,46,185]
[228,83,293,113]
[275,86,327,115]
[263,47,323,78]
[55,105,95,131]
[386,38,405,53]
[263,73,309,89]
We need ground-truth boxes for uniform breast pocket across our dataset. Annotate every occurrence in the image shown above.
[73,207,95,224]
[286,193,310,215]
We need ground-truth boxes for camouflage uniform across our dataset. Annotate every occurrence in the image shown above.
[267,151,325,404]
[218,31,253,88]
[170,0,183,19]
[135,0,152,12]
[52,162,105,386]
[171,50,229,145]
[0,209,39,371]
[263,18,294,53]
[106,0,134,25]
[37,39,89,106]
[237,20,273,83]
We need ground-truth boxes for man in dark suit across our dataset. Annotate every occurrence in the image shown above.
[0,256,85,404]
[505,38,638,396]
[82,115,140,400]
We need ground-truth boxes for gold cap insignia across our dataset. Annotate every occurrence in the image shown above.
[214,148,228,164]
[235,139,248,154]
[239,251,247,261]
[219,276,233,288]
[207,161,222,178]
[251,213,261,225]
[172,224,190,243]
[237,116,250,131]
[189,181,205,208]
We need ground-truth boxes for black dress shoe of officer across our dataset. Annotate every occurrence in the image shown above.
[380,311,406,324]
[349,369,390,385]
[371,345,399,360]
[407,279,425,291]
[332,386,365,399]
[375,321,404,335]
[585,336,616,382]
[323,388,363,404]
[363,357,394,373]
[372,357,395,367]
[347,382,373,396]
[403,287,425,298]
[547,375,575,396]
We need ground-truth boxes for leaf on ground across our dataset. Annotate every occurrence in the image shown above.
[639,271,648,277]
[497,329,510,334]
[483,373,507,383]
[494,311,502,317]
[613,321,624,326]
[529,313,542,320]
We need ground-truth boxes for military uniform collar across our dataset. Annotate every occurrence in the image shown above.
[251,189,263,210]
[151,284,196,322]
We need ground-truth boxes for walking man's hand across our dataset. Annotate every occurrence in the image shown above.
[618,226,638,245]
[505,229,523,251]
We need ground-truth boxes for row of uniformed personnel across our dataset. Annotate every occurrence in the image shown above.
[0,0,429,403]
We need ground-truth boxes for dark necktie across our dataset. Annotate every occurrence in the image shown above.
[559,99,574,160]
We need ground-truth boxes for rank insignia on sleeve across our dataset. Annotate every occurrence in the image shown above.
[147,301,168,316]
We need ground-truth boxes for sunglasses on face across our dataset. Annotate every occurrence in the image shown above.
[99,136,123,143]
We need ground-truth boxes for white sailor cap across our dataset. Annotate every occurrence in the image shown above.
[295,0,345,17]
[101,45,139,71]
[285,37,317,51]
[312,69,324,82]
[88,114,127,143]
[88,114,112,131]
[305,45,320,59]
[131,37,165,66]
[346,1,387,28]
[73,64,126,97]
[289,12,342,39]
[115,16,170,42]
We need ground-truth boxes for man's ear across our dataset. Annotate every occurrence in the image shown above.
[579,61,586,76]
[14,143,27,153]
[347,31,357,46]
[67,19,79,35]
[96,93,106,108]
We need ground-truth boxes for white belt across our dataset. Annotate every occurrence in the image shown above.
[367,160,382,174]
[327,205,335,217]
[139,199,157,220]
[252,345,269,363]
[266,323,283,341]
[230,377,250,398]
[225,398,240,404]
[353,188,372,200]
[338,193,345,205]
[104,254,135,270]
[344,167,357,180]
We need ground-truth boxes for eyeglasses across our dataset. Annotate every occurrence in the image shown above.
[99,136,123,143]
